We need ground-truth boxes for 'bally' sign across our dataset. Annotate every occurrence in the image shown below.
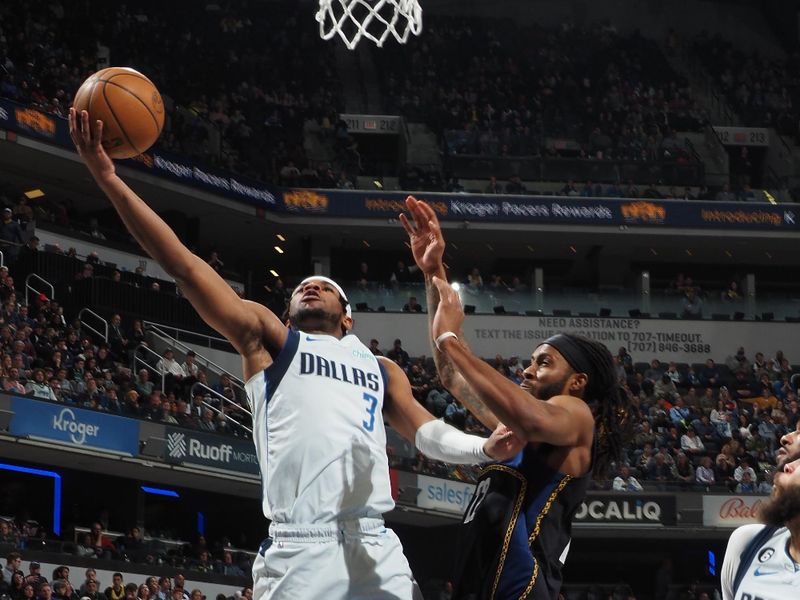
[702,495,766,528]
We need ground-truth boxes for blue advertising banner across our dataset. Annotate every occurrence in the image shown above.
[277,190,800,231]
[124,150,278,209]
[1,97,796,231]
[9,396,139,455]
[0,98,72,146]
[164,427,259,476]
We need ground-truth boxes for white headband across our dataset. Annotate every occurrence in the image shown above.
[299,276,352,318]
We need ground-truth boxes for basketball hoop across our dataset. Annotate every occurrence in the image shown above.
[316,0,422,50]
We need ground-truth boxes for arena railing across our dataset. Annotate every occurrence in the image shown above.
[344,282,800,321]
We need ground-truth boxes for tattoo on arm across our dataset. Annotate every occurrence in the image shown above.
[426,274,499,430]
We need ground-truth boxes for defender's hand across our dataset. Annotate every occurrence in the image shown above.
[484,423,526,461]
[399,196,445,275]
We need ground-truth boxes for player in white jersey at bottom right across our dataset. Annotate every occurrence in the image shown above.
[69,107,523,600]
[720,422,800,599]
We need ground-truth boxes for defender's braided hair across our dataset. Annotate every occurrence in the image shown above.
[562,334,633,480]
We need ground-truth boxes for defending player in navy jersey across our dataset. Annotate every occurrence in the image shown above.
[69,110,526,600]
[401,197,632,599]
[720,421,800,600]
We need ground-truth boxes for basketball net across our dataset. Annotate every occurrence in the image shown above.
[316,0,422,50]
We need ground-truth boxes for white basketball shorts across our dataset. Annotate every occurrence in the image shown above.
[252,518,423,600]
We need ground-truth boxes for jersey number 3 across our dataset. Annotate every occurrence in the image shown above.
[464,478,491,524]
[362,392,378,432]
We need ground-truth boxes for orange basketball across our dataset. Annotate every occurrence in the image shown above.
[72,67,165,159]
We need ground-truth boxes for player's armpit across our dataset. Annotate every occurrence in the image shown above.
[379,356,437,444]
[175,258,287,358]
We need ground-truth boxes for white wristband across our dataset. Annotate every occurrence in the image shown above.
[434,331,459,351]
[415,419,491,465]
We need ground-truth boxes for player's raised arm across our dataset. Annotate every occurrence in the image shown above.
[69,109,286,359]
[429,276,595,447]
[399,197,500,430]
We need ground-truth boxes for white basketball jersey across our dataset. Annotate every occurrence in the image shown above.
[722,524,800,600]
[244,330,394,524]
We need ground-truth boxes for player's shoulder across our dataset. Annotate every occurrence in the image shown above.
[727,523,778,551]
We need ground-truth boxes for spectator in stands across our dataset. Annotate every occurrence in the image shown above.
[0,208,23,261]
[672,453,695,488]
[644,359,665,383]
[199,409,217,432]
[117,527,148,563]
[402,296,423,313]
[735,469,757,493]
[485,176,502,194]
[680,288,703,319]
[726,346,751,375]
[134,369,154,398]
[88,522,115,560]
[734,456,757,486]
[680,427,705,455]
[36,582,51,600]
[647,453,675,487]
[504,175,526,195]
[155,577,171,600]
[216,551,244,577]
[104,573,125,600]
[695,456,716,488]
[700,360,721,387]
[191,551,213,574]
[108,315,128,360]
[612,465,643,491]
[181,351,200,380]
[657,374,680,402]
[82,580,103,600]
[144,577,159,600]
[25,369,56,401]
[385,338,410,368]
[715,183,735,201]
[3,553,21,587]
[3,368,26,395]
[0,520,18,546]
[669,397,690,428]
[51,579,70,600]
[368,339,382,356]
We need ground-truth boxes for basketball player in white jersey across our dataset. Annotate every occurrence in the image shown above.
[720,422,800,599]
[69,109,524,600]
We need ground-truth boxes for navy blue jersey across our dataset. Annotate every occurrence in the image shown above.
[452,445,589,599]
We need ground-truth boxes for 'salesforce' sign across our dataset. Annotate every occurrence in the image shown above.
[416,474,476,514]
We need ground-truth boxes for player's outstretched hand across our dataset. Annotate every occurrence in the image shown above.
[68,108,116,182]
[430,275,464,340]
[399,195,445,275]
[484,422,526,461]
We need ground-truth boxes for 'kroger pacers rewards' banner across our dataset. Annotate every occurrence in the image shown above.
[279,189,799,231]
[2,97,795,230]
[163,427,259,476]
[353,313,800,364]
[9,396,139,454]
